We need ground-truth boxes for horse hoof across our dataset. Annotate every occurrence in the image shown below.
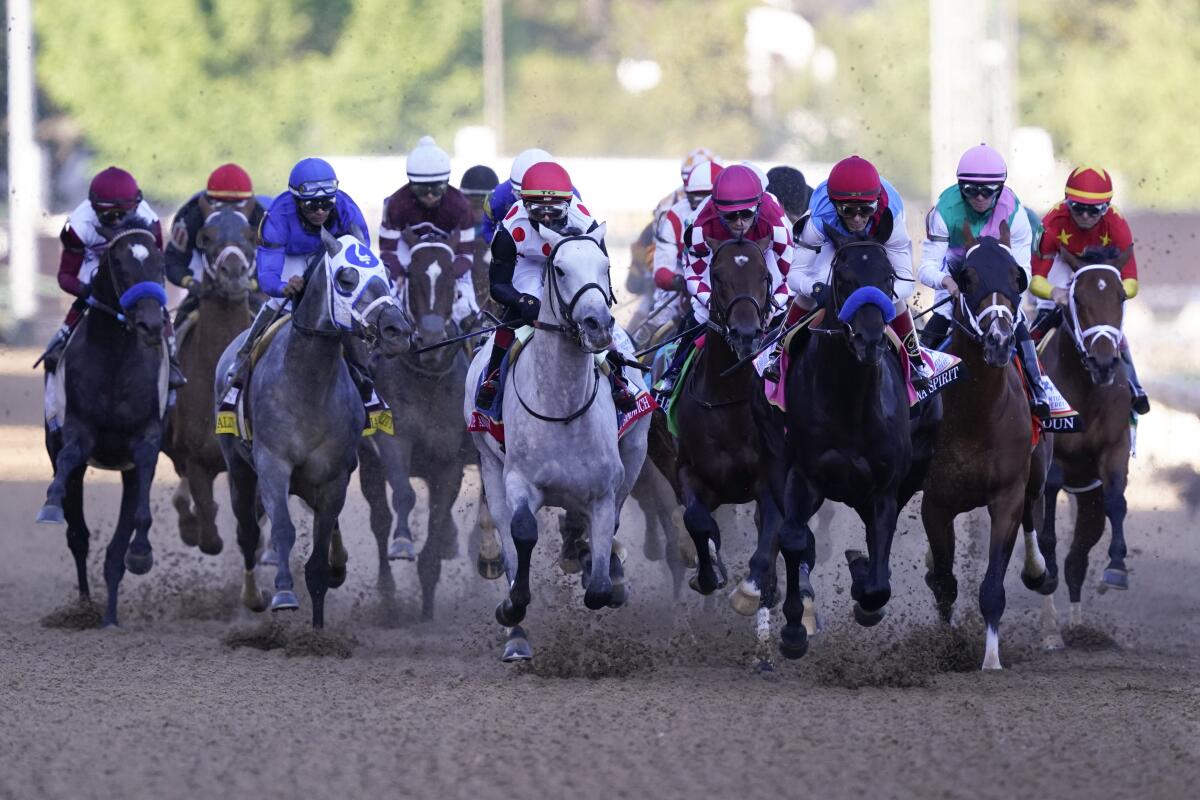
[687,573,717,596]
[559,555,582,574]
[327,564,347,589]
[124,549,153,576]
[779,625,809,660]
[584,589,612,610]
[1037,574,1059,597]
[259,547,279,567]
[853,602,884,627]
[729,580,761,617]
[495,599,525,627]
[1042,633,1066,651]
[388,537,416,561]
[36,504,65,525]
[244,589,269,613]
[270,590,300,611]
[502,627,533,662]
[1101,568,1129,591]
[608,581,629,609]
[198,535,224,557]
[1020,569,1047,592]
[476,553,504,581]
[178,518,200,547]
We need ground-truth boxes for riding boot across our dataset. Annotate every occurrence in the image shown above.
[762,301,808,384]
[1120,340,1151,415]
[654,319,701,396]
[163,314,187,389]
[41,324,72,374]
[891,306,931,389]
[918,311,952,350]
[475,327,513,408]
[219,304,275,409]
[1016,323,1052,421]
[605,352,641,413]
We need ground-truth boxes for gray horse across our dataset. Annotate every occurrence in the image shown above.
[359,232,475,619]
[217,231,410,628]
[464,224,651,661]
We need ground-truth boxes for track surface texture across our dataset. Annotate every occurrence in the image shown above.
[2,348,1198,800]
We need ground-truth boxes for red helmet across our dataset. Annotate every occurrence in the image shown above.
[89,166,142,211]
[1064,165,1114,204]
[827,155,881,202]
[684,161,723,194]
[711,164,763,212]
[518,161,573,203]
[206,163,254,200]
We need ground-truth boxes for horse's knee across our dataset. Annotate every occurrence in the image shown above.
[978,580,1006,622]
[682,502,715,536]
[512,504,537,548]
[1102,487,1127,520]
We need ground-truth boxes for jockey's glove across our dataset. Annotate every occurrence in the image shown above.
[517,293,541,324]
[810,281,828,306]
[671,274,686,293]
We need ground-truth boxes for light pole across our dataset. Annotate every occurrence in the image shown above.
[7,0,40,333]
[483,0,504,155]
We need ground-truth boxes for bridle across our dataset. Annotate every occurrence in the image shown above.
[91,227,167,330]
[397,239,463,377]
[542,234,615,353]
[199,209,253,284]
[1064,264,1124,359]
[950,242,1019,346]
[814,239,896,341]
[705,238,772,342]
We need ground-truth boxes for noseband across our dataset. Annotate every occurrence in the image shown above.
[1065,264,1124,359]
[544,234,614,351]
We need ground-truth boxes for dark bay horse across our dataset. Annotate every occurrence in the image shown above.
[217,231,411,628]
[359,232,474,619]
[165,204,257,556]
[921,225,1051,669]
[648,237,786,626]
[778,217,942,659]
[1035,250,1134,647]
[36,222,171,626]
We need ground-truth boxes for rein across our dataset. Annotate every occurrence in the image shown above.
[93,228,167,331]
[951,291,1015,345]
[820,239,894,341]
[543,234,614,349]
[512,358,602,424]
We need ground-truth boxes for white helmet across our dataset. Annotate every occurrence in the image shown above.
[406,136,451,183]
[681,147,720,182]
[510,148,553,188]
[740,161,769,192]
[684,161,723,194]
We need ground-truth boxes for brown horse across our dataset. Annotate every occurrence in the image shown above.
[164,203,257,555]
[921,224,1052,670]
[1034,249,1134,648]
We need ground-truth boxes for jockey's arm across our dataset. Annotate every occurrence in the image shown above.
[767,223,795,308]
[488,226,522,308]
[785,213,823,298]
[255,211,289,298]
[56,224,88,297]
[378,197,405,281]
[1009,205,1034,290]
[918,207,951,290]
[885,207,916,303]
[653,212,683,290]
[1029,221,1058,300]
[451,205,477,278]
[1110,213,1140,298]
[164,206,198,289]
[683,225,712,307]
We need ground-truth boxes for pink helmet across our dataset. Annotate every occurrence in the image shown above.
[711,165,763,213]
[89,166,142,211]
[684,161,723,194]
[956,143,1007,183]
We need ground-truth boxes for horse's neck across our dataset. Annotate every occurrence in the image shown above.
[198,293,251,330]
[695,332,757,401]
[812,336,883,420]
[283,273,345,392]
[949,329,1020,413]
[524,320,595,408]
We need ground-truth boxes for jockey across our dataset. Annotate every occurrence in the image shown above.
[165,163,266,325]
[654,163,793,395]
[459,164,500,240]
[773,155,927,386]
[654,161,723,295]
[1030,165,1149,414]
[220,157,376,410]
[766,165,814,233]
[379,136,478,320]
[480,147,559,246]
[918,143,1050,419]
[474,161,639,413]
[42,166,186,389]
[651,147,722,228]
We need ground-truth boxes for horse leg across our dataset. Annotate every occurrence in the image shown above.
[101,472,141,627]
[848,494,898,626]
[417,467,460,621]
[1064,487,1106,625]
[560,510,587,575]
[63,468,91,600]
[631,469,665,562]
[376,436,418,561]
[479,452,530,662]
[357,441,393,569]
[186,460,223,556]
[475,483,504,581]
[731,487,781,617]
[227,456,266,613]
[38,424,95,524]
[1100,470,1131,590]
[582,493,617,610]
[255,451,299,611]
[123,435,160,577]
[978,488,1024,670]
[921,499,958,623]
[328,522,348,589]
[172,476,200,548]
[778,468,816,659]
[1037,461,1064,597]
[680,467,723,595]
[306,479,350,629]
[497,478,543,627]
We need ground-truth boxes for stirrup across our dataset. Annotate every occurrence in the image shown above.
[909,359,932,390]
[168,363,188,389]
[476,370,500,408]
[1132,392,1151,416]
[612,381,639,414]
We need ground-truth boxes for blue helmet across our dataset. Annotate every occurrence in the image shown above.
[288,157,339,199]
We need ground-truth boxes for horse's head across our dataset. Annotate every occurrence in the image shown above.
[540,223,615,353]
[402,227,460,350]
[194,199,257,302]
[1065,245,1130,385]
[824,215,897,365]
[319,228,412,356]
[954,222,1023,368]
[706,235,772,359]
[97,220,167,348]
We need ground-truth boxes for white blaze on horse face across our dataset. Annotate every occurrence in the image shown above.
[129,244,150,263]
[1097,278,1107,291]
[734,254,749,267]
[426,262,443,310]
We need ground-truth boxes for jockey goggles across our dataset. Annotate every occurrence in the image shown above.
[526,201,568,222]
[959,182,1002,199]
[720,208,757,223]
[835,200,879,219]
[413,181,448,198]
[290,177,339,199]
[1067,200,1109,217]
[96,207,131,225]
[299,197,335,213]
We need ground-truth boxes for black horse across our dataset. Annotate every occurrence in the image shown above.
[37,220,171,626]
[776,218,942,658]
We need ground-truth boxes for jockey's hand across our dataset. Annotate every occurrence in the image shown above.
[516,293,541,324]
[1051,286,1070,307]
[941,275,961,299]
[283,276,306,298]
[671,274,686,293]
[810,281,828,305]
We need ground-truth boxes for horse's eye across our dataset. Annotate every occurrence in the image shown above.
[335,268,359,293]
[554,265,565,278]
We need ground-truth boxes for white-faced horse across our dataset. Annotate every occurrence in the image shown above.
[464,224,651,661]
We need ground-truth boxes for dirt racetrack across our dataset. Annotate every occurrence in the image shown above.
[1,346,1198,800]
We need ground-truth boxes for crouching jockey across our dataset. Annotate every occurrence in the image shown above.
[655,163,793,395]
[1031,165,1149,414]
[919,143,1051,419]
[474,160,640,412]
[42,166,186,389]
[219,157,380,414]
[767,155,925,385]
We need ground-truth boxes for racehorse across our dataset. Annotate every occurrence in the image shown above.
[36,221,171,626]
[647,237,786,621]
[1034,247,1134,647]
[920,224,1051,669]
[358,229,474,619]
[778,217,942,659]
[217,230,410,628]
[463,223,651,662]
[165,203,257,556]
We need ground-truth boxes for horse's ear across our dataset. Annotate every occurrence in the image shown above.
[401,227,418,247]
[1058,245,1083,269]
[238,197,255,217]
[755,235,772,253]
[350,224,367,246]
[874,208,894,245]
[540,225,565,248]
[1115,245,1134,269]
[704,235,722,254]
[998,219,1011,247]
[821,221,848,251]
[587,221,606,245]
[961,221,976,251]
[320,225,342,256]
[197,193,214,220]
